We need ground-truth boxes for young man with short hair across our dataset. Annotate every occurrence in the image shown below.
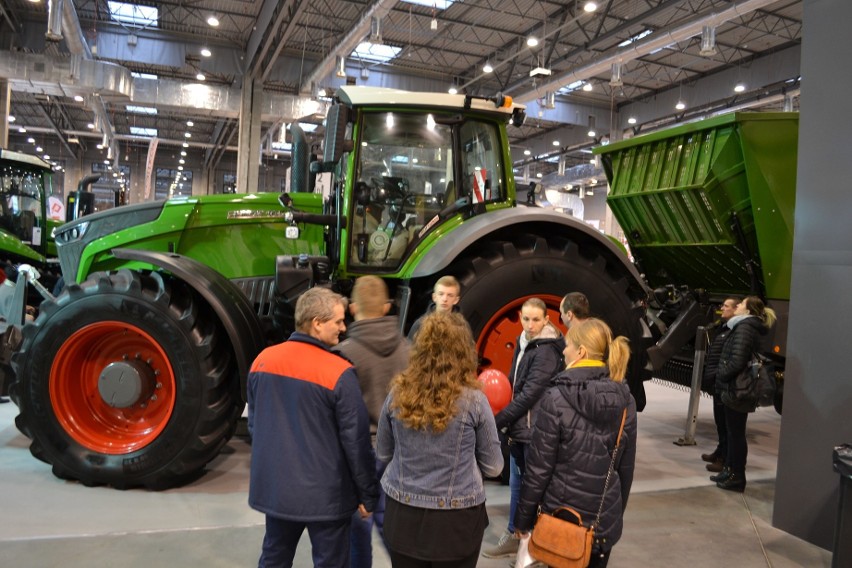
[406,275,462,340]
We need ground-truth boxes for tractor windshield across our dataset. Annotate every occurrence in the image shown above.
[349,110,504,269]
[0,159,46,245]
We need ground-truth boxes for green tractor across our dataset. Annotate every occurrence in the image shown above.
[0,149,101,320]
[9,87,651,489]
[596,112,798,412]
[0,149,61,293]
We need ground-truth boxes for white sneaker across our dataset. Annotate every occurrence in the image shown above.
[482,531,519,558]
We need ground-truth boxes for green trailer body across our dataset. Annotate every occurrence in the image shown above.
[597,112,798,301]
[595,112,798,404]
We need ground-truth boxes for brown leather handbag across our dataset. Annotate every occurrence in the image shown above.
[528,409,628,568]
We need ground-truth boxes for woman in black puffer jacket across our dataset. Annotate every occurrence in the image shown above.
[713,295,776,492]
[514,318,637,568]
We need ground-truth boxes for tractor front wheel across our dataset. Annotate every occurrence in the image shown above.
[10,269,239,489]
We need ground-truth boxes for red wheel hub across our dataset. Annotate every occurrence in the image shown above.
[50,322,177,454]
[476,294,565,375]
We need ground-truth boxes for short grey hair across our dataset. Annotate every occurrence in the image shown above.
[295,288,347,333]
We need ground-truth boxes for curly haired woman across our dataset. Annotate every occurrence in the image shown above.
[377,311,503,567]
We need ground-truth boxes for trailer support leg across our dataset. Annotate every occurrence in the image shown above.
[674,325,708,446]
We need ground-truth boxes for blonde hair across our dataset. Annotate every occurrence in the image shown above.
[566,318,631,382]
[434,275,461,294]
[742,295,777,328]
[352,275,389,318]
[390,312,480,432]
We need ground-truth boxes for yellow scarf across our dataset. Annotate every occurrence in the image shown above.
[567,359,606,369]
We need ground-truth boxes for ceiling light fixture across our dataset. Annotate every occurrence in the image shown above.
[584,2,598,12]
[527,36,539,47]
[183,142,189,148]
[675,100,686,110]
[431,16,438,31]
[207,16,219,27]
[524,149,531,156]
[187,120,194,127]
[74,95,84,102]
[734,83,746,93]
[448,85,458,95]
[201,48,212,57]
[627,117,637,125]
[552,140,560,146]
[610,62,623,87]
[18,127,26,133]
[27,137,35,144]
[699,25,718,57]
[483,61,494,73]
[582,82,593,92]
[7,115,14,122]
[196,73,206,81]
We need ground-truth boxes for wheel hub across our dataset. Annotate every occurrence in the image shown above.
[98,360,156,408]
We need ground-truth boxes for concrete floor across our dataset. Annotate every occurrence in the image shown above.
[0,381,833,567]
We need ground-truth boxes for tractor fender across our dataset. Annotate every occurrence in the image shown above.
[112,248,267,396]
[411,207,647,291]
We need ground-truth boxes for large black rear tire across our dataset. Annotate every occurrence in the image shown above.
[9,269,240,489]
[443,233,651,410]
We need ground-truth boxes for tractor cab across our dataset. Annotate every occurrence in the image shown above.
[0,149,52,258]
[287,87,526,275]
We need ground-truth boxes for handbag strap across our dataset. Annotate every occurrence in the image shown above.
[593,408,628,528]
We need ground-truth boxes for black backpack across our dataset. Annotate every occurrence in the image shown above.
[721,353,776,412]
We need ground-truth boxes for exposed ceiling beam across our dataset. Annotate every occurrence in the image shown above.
[300,0,396,93]
[512,0,782,104]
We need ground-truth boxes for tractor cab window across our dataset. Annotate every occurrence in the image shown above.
[350,112,454,269]
[460,121,504,205]
[0,161,45,244]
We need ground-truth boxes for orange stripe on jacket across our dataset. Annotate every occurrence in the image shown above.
[251,340,352,391]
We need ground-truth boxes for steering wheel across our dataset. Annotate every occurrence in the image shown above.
[371,176,407,201]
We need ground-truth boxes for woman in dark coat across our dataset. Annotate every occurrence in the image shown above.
[713,295,776,492]
[514,318,637,568]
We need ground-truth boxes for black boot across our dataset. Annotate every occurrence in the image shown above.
[717,472,746,492]
[710,467,731,483]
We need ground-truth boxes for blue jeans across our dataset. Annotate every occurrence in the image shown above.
[259,515,350,568]
[350,459,388,568]
[507,445,526,533]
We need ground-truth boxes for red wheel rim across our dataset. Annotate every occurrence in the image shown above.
[50,322,177,454]
[475,294,565,375]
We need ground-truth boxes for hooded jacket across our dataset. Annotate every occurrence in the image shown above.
[514,364,637,551]
[336,315,410,436]
[495,324,565,443]
[406,302,463,341]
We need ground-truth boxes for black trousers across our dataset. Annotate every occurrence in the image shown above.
[712,390,728,457]
[724,406,749,475]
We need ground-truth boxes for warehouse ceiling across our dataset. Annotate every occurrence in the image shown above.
[0,0,802,181]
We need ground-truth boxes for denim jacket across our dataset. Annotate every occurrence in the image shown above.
[376,388,503,510]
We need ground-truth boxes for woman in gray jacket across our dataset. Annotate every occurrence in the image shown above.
[377,311,503,567]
